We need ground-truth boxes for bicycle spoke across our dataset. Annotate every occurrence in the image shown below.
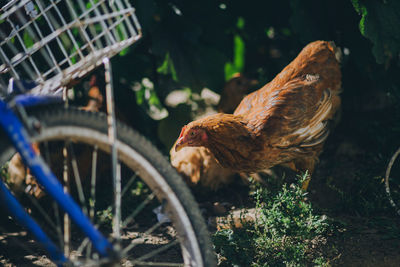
[63,144,70,256]
[68,142,88,216]
[89,145,98,221]
[42,140,65,249]
[24,193,58,237]
[75,169,141,253]
[125,261,183,266]
[0,106,213,265]
[76,237,90,257]
[76,173,137,252]
[122,219,167,254]
[86,145,99,259]
[121,173,138,198]
[88,166,138,222]
[76,221,104,259]
[113,162,122,241]
[42,141,51,166]
[122,192,155,228]
[0,225,42,261]
[130,239,179,263]
[53,201,65,251]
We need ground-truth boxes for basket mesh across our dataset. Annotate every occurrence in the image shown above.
[0,0,141,95]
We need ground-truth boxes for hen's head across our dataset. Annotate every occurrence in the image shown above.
[175,124,208,152]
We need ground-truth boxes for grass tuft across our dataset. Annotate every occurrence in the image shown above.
[213,173,333,266]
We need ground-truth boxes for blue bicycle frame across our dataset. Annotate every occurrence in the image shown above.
[0,95,114,265]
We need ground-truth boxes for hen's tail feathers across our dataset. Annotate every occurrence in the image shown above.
[328,41,342,64]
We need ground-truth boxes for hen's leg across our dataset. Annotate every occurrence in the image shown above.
[301,174,312,191]
[296,158,316,191]
[284,158,317,191]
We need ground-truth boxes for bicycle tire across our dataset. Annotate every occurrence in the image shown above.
[0,106,216,267]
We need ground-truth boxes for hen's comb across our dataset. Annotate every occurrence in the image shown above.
[178,125,187,139]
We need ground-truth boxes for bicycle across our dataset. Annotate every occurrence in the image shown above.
[0,1,216,266]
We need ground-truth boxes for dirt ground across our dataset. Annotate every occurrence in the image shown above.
[1,143,400,267]
[1,184,399,267]
[195,174,400,267]
[1,108,400,266]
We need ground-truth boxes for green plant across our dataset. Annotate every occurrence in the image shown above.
[351,0,400,64]
[0,162,10,184]
[213,227,256,267]
[213,174,332,266]
[224,17,246,81]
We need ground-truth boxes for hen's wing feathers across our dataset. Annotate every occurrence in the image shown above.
[238,75,333,149]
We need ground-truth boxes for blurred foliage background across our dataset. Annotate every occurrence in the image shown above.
[110,0,400,146]
[106,0,400,215]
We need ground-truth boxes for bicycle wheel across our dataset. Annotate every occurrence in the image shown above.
[0,106,216,266]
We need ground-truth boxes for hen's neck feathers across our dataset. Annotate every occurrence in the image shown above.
[193,114,252,142]
[190,113,262,167]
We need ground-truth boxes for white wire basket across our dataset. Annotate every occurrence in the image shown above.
[0,0,141,95]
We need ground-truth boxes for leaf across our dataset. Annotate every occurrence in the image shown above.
[224,62,236,81]
[233,35,245,71]
[237,16,245,29]
[119,48,129,56]
[86,0,99,10]
[351,0,400,64]
[23,31,34,49]
[224,17,246,81]
[132,78,168,120]
[155,36,226,92]
[157,52,178,81]
[135,86,145,105]
[69,44,79,64]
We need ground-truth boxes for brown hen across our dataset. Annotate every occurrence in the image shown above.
[170,74,257,190]
[175,41,342,190]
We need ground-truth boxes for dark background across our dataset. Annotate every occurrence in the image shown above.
[105,0,400,217]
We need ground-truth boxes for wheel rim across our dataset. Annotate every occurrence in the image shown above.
[1,126,204,266]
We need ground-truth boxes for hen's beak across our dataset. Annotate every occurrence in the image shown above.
[175,137,186,152]
[175,125,188,152]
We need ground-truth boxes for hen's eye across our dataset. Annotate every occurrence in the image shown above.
[190,131,195,136]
